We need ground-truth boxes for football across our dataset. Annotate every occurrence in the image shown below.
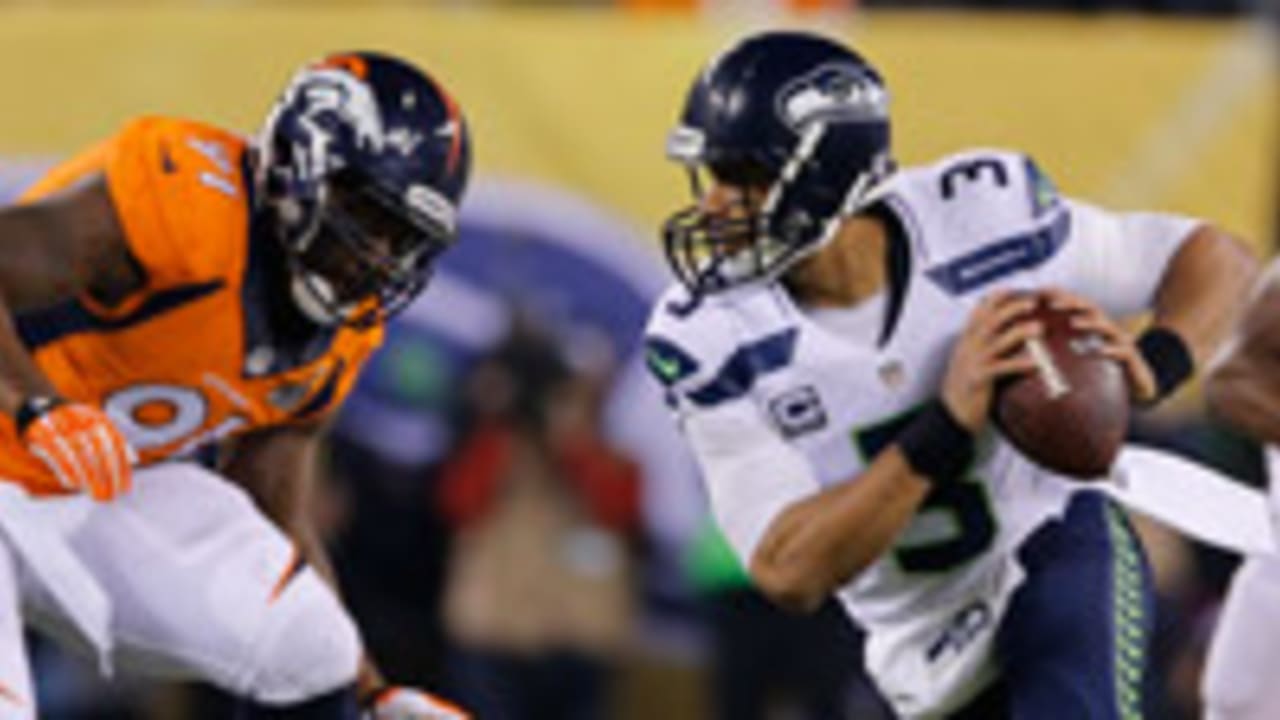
[992,293,1130,479]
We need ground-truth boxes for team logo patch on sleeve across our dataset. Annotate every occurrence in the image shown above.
[1024,156,1060,219]
[644,336,700,387]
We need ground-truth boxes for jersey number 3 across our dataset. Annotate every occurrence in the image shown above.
[854,410,997,573]
[938,157,1010,201]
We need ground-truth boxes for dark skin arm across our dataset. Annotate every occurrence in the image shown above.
[748,291,1040,613]
[0,175,143,413]
[1205,261,1280,444]
[1214,139,1280,439]
[220,423,387,698]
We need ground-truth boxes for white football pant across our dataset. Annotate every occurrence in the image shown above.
[0,462,361,718]
[1203,552,1280,720]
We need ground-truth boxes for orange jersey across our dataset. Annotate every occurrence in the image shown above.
[2,117,384,495]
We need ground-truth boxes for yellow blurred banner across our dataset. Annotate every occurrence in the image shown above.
[0,8,1273,246]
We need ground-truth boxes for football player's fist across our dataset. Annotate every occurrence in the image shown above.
[17,397,136,501]
[364,687,471,720]
[941,291,1042,431]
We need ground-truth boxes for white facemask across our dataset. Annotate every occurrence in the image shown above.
[289,272,355,326]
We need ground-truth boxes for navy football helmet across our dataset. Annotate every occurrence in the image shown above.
[663,31,893,297]
[256,51,471,327]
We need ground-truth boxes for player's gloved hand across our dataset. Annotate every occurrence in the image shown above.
[941,290,1042,431]
[363,686,471,720]
[17,396,136,501]
[1044,288,1159,404]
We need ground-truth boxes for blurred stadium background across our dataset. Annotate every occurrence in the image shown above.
[0,1,1275,719]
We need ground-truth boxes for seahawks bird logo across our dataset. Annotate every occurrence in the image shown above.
[776,62,889,132]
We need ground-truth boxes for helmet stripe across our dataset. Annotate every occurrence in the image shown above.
[423,74,464,178]
[313,53,369,80]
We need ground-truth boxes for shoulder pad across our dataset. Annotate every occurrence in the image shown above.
[883,149,1070,295]
[644,284,799,409]
[644,284,734,391]
[105,116,252,286]
[888,149,1062,245]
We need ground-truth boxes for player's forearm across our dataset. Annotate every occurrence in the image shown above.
[1150,225,1258,366]
[223,428,390,700]
[750,448,930,613]
[288,517,388,698]
[1205,353,1280,446]
[222,427,343,582]
[0,295,60,415]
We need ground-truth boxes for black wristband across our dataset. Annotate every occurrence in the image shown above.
[1136,326,1194,404]
[897,401,975,484]
[14,395,65,436]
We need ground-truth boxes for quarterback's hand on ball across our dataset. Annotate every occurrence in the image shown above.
[1045,289,1158,404]
[942,291,1042,431]
[364,687,471,720]
[18,398,136,501]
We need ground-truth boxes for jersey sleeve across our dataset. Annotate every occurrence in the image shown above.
[643,285,819,564]
[102,117,250,292]
[643,286,726,419]
[682,399,821,565]
[900,148,1198,317]
[897,148,1064,267]
[1051,199,1200,318]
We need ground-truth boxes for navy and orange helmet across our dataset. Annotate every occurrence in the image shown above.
[256,51,472,327]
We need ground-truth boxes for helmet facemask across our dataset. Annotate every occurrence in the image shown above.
[663,152,785,296]
[662,121,892,298]
[283,168,455,329]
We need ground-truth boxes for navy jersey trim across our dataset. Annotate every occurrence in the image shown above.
[864,200,913,348]
[16,280,225,350]
[644,335,701,387]
[925,210,1072,296]
[688,328,798,407]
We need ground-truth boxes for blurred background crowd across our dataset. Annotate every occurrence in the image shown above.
[0,0,1275,718]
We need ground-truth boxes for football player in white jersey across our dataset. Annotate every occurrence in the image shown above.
[1201,264,1280,719]
[644,31,1256,718]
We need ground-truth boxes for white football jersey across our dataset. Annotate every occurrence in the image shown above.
[645,149,1198,718]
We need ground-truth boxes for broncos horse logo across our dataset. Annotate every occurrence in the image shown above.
[272,63,387,184]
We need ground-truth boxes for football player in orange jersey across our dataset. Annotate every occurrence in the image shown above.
[0,52,470,719]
